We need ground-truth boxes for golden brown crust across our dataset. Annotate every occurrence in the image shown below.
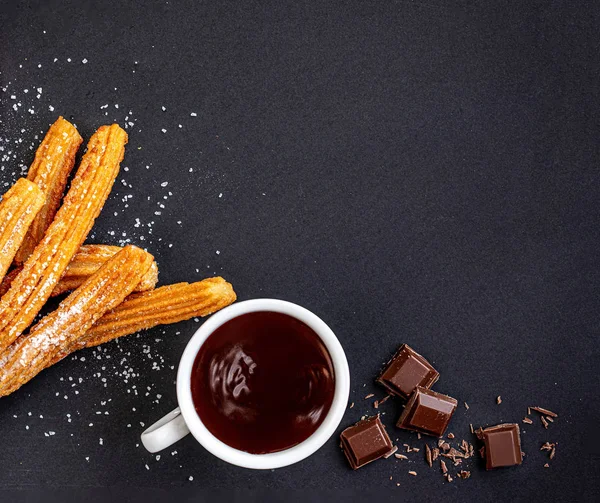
[50,277,236,363]
[1,244,159,298]
[0,246,154,396]
[15,117,83,263]
[0,179,45,284]
[50,244,159,296]
[0,124,127,353]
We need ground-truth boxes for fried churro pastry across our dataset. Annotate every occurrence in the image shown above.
[0,244,159,298]
[0,124,127,354]
[51,244,159,296]
[0,179,45,284]
[15,117,83,264]
[50,277,236,363]
[0,246,154,397]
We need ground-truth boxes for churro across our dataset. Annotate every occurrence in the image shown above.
[52,244,159,296]
[0,178,45,284]
[15,117,83,263]
[0,124,127,353]
[0,245,154,396]
[51,278,236,363]
[0,244,159,298]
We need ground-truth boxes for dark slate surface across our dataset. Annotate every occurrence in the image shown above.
[0,1,598,501]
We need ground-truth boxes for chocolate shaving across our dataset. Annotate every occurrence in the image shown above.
[408,471,417,476]
[446,474,453,482]
[442,448,467,462]
[540,442,555,451]
[541,416,549,429]
[438,440,451,451]
[469,423,474,434]
[550,447,556,460]
[425,445,432,467]
[373,400,379,409]
[530,406,558,418]
[349,402,354,409]
[522,417,533,424]
[447,433,455,439]
[384,445,398,458]
[528,407,531,415]
[464,402,469,410]
[432,448,439,461]
[417,433,421,440]
[365,393,374,399]
[460,439,469,455]
[453,458,462,466]
[440,459,448,474]
[496,396,502,405]
[458,470,471,479]
[546,416,554,423]
[394,453,408,460]
[378,395,391,406]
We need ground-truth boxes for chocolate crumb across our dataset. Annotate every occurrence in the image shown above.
[446,474,453,483]
[453,458,462,466]
[396,483,400,487]
[365,393,375,399]
[373,400,379,409]
[378,395,391,406]
[425,445,432,467]
[496,396,502,405]
[460,439,469,455]
[544,463,549,468]
[464,402,469,410]
[550,447,556,460]
[523,417,533,424]
[432,448,440,461]
[540,442,555,452]
[417,433,421,440]
[528,407,531,415]
[349,402,354,409]
[546,416,554,423]
[541,416,549,429]
[408,471,417,476]
[447,433,455,439]
[384,445,398,459]
[440,460,448,474]
[394,453,408,460]
[469,424,474,434]
[531,406,558,418]
[458,470,471,479]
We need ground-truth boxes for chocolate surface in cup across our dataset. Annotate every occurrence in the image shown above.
[191,311,336,454]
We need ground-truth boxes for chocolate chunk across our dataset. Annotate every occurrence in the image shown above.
[340,415,395,470]
[396,386,457,437]
[377,344,439,399]
[481,423,523,470]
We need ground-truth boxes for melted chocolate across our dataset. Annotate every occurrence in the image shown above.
[191,311,335,454]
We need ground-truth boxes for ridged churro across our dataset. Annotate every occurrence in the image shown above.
[0,244,159,298]
[15,117,83,263]
[50,278,236,363]
[0,246,154,396]
[52,244,158,296]
[0,178,45,284]
[0,124,127,353]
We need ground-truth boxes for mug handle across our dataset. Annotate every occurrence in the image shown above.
[141,407,190,453]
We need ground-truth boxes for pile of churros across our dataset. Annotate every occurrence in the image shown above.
[0,117,236,397]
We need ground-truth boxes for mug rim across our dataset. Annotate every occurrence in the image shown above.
[176,298,350,469]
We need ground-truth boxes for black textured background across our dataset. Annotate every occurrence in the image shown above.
[0,1,598,501]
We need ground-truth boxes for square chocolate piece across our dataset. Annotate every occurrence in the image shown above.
[481,423,523,469]
[340,415,395,470]
[377,344,439,399]
[396,386,457,437]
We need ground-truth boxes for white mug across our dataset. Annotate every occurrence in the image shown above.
[141,299,350,470]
